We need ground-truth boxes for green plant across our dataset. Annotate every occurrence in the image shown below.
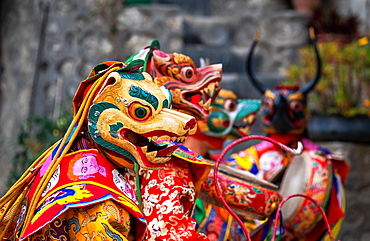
[8,106,72,187]
[285,40,370,117]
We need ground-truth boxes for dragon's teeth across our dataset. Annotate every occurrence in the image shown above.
[160,135,170,141]
[153,156,171,164]
[203,98,212,110]
[207,82,215,95]
[177,136,186,143]
[203,87,209,95]
[145,150,157,160]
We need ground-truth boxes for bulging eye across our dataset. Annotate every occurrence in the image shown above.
[128,102,152,122]
[180,67,194,82]
[223,99,237,112]
[262,98,274,118]
[289,100,304,112]
[262,98,274,110]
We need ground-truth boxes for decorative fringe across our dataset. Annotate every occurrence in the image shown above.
[0,66,120,239]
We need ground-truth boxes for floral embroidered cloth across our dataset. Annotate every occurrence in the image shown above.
[139,141,212,241]
[2,144,214,240]
[29,199,135,241]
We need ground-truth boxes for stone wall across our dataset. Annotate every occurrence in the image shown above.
[0,0,123,192]
[0,1,308,193]
[1,0,40,191]
[1,0,370,239]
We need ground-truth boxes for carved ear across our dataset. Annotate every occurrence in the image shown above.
[153,50,171,62]
[94,72,121,99]
[142,72,153,82]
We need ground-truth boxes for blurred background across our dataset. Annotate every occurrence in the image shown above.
[1,0,370,239]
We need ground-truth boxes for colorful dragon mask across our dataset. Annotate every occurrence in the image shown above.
[127,40,222,121]
[194,89,261,150]
[246,30,321,135]
[73,60,197,169]
[198,89,260,138]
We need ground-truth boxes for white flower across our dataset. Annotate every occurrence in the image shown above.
[148,217,168,241]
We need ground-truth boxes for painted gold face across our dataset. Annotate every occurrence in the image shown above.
[87,66,197,169]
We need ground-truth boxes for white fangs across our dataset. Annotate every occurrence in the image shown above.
[197,81,219,111]
[207,82,216,95]
[151,156,172,164]
[145,135,188,145]
[198,98,212,111]
[203,82,218,98]
[145,150,157,161]
[242,115,256,123]
[142,146,170,164]
[238,125,251,136]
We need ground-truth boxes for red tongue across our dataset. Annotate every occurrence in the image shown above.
[192,93,202,103]
[157,144,180,156]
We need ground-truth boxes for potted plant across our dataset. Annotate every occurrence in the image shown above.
[285,39,370,142]
[307,6,360,44]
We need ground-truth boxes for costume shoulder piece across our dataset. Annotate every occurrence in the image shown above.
[22,149,145,239]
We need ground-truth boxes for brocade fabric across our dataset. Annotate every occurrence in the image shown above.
[140,156,211,241]
[29,200,134,241]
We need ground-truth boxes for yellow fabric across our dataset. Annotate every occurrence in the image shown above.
[196,203,213,233]
[223,214,233,241]
[29,200,134,241]
[231,146,259,170]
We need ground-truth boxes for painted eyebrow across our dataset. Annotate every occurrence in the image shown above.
[129,85,159,110]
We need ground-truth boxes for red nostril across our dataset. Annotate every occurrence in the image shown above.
[185,118,197,130]
[223,120,230,127]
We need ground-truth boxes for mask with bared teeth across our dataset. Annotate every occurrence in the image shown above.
[73,60,197,169]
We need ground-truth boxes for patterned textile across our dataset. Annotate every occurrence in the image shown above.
[30,200,134,241]
[226,139,293,181]
[226,137,348,241]
[1,147,213,241]
[20,149,146,240]
[194,200,250,241]
[139,142,212,241]
[0,60,207,241]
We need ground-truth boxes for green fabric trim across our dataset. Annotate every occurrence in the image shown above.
[195,199,206,224]
[134,162,143,209]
